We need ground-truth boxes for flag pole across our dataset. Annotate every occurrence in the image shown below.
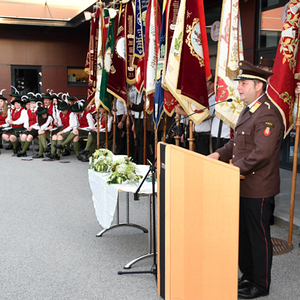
[96,109,100,150]
[174,113,180,146]
[105,110,108,149]
[143,103,147,165]
[163,113,167,142]
[188,119,194,151]
[112,98,117,154]
[288,74,300,245]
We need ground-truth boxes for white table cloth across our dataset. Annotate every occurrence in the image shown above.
[88,164,155,229]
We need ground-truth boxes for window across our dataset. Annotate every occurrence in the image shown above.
[11,66,42,94]
[67,67,88,86]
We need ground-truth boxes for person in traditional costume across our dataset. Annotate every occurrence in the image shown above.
[32,106,53,159]
[79,105,113,162]
[0,91,10,149]
[2,97,26,154]
[46,100,75,160]
[17,95,39,157]
[54,101,94,161]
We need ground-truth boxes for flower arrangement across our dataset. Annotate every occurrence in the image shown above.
[89,149,113,173]
[107,157,143,184]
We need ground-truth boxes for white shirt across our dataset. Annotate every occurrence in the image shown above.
[115,99,127,116]
[194,92,215,133]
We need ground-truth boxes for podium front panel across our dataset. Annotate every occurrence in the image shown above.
[158,143,240,300]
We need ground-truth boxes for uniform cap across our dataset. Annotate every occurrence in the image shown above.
[235,60,273,83]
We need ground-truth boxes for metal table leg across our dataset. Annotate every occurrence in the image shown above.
[123,194,155,269]
[96,192,148,237]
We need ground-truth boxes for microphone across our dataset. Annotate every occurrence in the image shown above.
[166,98,233,141]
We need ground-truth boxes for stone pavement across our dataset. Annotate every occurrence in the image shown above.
[0,149,299,300]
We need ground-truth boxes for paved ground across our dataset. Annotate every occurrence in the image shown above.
[0,148,299,300]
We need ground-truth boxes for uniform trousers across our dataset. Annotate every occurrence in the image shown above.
[239,196,274,293]
[194,132,210,155]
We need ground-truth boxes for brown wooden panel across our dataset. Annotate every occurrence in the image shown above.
[159,144,240,300]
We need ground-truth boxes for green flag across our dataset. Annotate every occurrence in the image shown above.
[100,9,117,113]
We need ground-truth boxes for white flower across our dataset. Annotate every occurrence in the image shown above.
[117,164,127,174]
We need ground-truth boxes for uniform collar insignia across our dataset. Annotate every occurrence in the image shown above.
[250,101,261,113]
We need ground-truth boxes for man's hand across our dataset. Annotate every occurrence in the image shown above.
[207,152,220,160]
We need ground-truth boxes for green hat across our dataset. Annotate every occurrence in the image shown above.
[36,106,48,115]
[58,101,69,111]
[235,60,273,83]
[67,96,75,101]
[43,93,53,100]
[28,95,38,102]
[71,101,85,112]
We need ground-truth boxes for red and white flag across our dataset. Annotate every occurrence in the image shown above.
[215,0,244,129]
[165,0,210,124]
[267,0,300,137]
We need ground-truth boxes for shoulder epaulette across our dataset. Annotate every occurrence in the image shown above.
[250,101,261,113]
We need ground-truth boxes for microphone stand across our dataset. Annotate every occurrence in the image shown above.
[118,158,157,276]
[165,98,232,143]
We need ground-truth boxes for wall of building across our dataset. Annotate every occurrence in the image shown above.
[0,24,89,99]
[240,1,258,64]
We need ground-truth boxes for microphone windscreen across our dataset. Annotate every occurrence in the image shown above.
[227,98,233,102]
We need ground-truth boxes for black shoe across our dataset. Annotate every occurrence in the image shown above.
[81,156,90,162]
[45,153,52,158]
[32,154,44,159]
[238,278,251,291]
[54,144,63,150]
[238,285,269,299]
[17,152,27,157]
[77,155,84,161]
[53,154,60,160]
[13,148,18,154]
[79,149,90,156]
[62,149,71,156]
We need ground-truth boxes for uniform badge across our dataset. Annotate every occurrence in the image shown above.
[264,127,271,136]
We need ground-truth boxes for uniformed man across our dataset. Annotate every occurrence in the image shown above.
[209,61,284,299]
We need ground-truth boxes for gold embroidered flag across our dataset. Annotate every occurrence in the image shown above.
[125,1,136,84]
[165,0,210,125]
[267,0,300,137]
[144,0,161,114]
[162,0,179,117]
[215,0,244,129]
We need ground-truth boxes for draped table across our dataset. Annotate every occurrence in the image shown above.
[88,164,157,268]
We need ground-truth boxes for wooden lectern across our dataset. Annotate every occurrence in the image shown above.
[157,143,240,300]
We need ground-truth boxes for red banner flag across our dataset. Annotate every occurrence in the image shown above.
[267,0,300,137]
[125,1,136,84]
[85,8,100,104]
[107,4,128,104]
[165,0,210,124]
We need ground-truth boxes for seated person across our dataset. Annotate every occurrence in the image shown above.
[54,101,94,161]
[2,97,26,154]
[79,105,113,162]
[17,96,39,157]
[32,106,54,159]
